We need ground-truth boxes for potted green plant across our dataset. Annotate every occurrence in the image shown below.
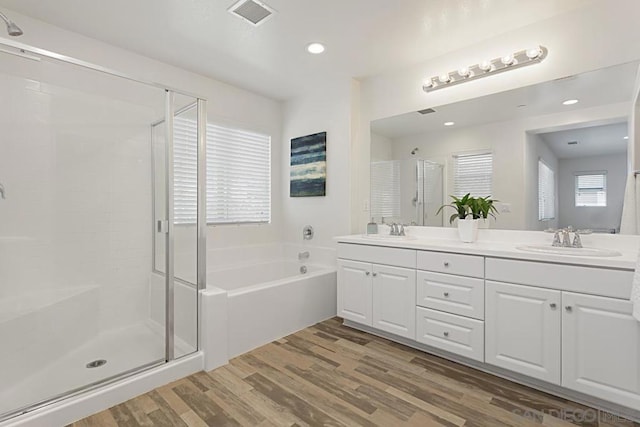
[436,193,479,242]
[476,196,499,229]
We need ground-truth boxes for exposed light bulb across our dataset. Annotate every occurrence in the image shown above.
[422,78,434,89]
[458,66,471,77]
[526,47,542,59]
[562,99,579,105]
[501,54,515,66]
[438,73,451,83]
[479,60,492,72]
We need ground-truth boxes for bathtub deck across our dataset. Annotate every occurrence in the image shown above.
[71,318,637,427]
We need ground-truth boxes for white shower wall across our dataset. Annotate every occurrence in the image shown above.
[0,60,161,332]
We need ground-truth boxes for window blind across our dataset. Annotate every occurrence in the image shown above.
[452,152,493,197]
[370,160,401,220]
[538,160,555,220]
[173,115,271,225]
[575,173,606,207]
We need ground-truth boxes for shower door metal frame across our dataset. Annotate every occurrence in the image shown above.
[0,38,207,422]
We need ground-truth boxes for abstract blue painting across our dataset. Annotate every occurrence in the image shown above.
[290,132,326,197]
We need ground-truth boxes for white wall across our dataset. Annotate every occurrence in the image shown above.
[2,9,284,256]
[558,153,627,232]
[281,80,355,249]
[370,132,393,161]
[0,11,283,330]
[354,0,640,233]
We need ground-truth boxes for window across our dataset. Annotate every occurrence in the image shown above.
[173,112,271,225]
[370,160,401,220]
[575,173,607,207]
[538,159,555,220]
[452,152,493,197]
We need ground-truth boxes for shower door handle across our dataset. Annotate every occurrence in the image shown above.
[157,220,169,234]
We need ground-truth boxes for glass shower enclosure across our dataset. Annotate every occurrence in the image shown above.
[0,40,205,421]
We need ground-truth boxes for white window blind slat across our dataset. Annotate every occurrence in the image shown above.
[538,160,555,221]
[575,173,607,207]
[370,160,401,220]
[453,152,493,198]
[173,115,271,225]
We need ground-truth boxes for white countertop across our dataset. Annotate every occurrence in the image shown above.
[336,227,640,270]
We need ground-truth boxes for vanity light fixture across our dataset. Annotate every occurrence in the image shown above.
[562,99,579,105]
[422,46,547,93]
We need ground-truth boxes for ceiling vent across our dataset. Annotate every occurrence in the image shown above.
[417,108,436,115]
[228,0,275,26]
[567,141,579,145]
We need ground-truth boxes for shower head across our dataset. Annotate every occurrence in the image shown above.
[0,12,23,37]
[411,147,419,155]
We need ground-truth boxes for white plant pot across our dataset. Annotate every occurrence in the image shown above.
[457,218,479,243]
[478,218,490,229]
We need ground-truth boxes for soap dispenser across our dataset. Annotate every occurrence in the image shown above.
[366,218,378,234]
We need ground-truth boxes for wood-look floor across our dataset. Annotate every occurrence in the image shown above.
[71,318,638,427]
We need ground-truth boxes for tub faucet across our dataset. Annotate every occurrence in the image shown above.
[0,182,5,199]
[298,251,310,261]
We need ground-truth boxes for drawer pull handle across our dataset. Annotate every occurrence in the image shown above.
[443,292,450,297]
[372,272,378,277]
[565,306,572,312]
[550,303,556,309]
[443,262,450,267]
[443,331,449,337]
[365,271,370,276]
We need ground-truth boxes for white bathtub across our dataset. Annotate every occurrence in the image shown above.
[201,259,337,369]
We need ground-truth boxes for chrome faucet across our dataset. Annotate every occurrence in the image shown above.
[388,223,406,236]
[550,226,584,248]
[0,182,5,199]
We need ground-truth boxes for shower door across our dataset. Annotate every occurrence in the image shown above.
[0,43,202,421]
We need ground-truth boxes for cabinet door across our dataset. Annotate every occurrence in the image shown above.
[485,281,561,384]
[337,259,372,326]
[372,264,416,339]
[562,292,640,409]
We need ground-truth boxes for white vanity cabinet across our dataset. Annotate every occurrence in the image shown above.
[336,238,640,418]
[337,259,373,325]
[485,281,561,384]
[337,244,417,339]
[562,292,640,409]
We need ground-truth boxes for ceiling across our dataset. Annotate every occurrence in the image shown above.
[0,0,590,100]
[539,122,628,159]
[370,60,638,139]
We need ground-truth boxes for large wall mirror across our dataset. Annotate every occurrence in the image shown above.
[370,60,639,233]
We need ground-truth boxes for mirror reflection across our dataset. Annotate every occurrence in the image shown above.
[370,60,639,232]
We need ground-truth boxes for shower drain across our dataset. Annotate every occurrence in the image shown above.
[86,359,107,369]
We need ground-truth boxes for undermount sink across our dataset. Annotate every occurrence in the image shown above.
[516,245,622,257]
[361,234,417,241]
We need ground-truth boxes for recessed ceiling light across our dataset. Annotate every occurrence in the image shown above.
[444,121,455,126]
[624,136,629,140]
[306,43,325,54]
[562,99,579,105]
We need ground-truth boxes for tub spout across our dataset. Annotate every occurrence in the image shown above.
[298,251,310,261]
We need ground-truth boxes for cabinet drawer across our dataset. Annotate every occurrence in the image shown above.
[416,307,484,362]
[417,271,484,320]
[337,243,416,268]
[417,251,484,278]
[485,258,633,299]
